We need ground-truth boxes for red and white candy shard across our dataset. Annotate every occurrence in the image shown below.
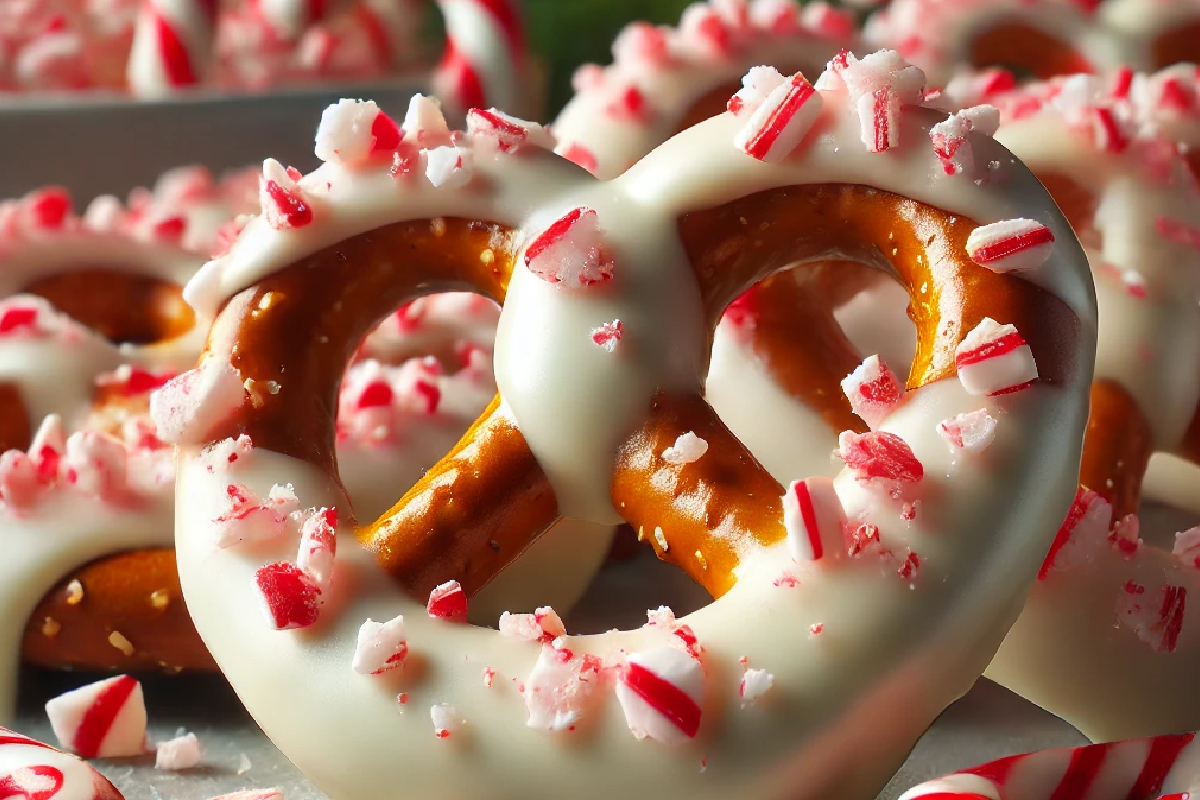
[314,100,402,166]
[524,208,613,287]
[1173,527,1200,569]
[954,318,1038,396]
[841,355,903,429]
[727,65,787,118]
[966,219,1055,273]
[213,484,300,549]
[155,732,201,770]
[0,450,42,513]
[782,476,846,562]
[1109,513,1142,557]
[466,108,554,153]
[254,562,323,630]
[838,430,924,483]
[1039,487,1113,580]
[524,645,603,732]
[427,581,468,622]
[936,409,998,453]
[401,95,452,148]
[0,726,124,800]
[430,704,460,738]
[296,507,337,588]
[259,160,313,231]
[352,615,408,675]
[150,358,245,445]
[424,146,474,190]
[62,431,127,500]
[590,319,623,352]
[928,104,1000,176]
[615,645,704,744]
[1116,582,1188,654]
[499,606,566,641]
[739,668,775,703]
[45,674,147,758]
[733,71,823,163]
[819,50,925,153]
[662,431,709,465]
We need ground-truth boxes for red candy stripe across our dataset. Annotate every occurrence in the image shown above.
[621,662,702,739]
[72,674,139,758]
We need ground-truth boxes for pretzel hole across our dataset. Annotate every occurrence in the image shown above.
[565,548,710,635]
[23,269,195,346]
[968,22,1093,81]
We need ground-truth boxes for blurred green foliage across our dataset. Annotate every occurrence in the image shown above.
[523,0,695,116]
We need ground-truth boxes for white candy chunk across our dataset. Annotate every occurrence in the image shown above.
[424,146,473,189]
[523,207,613,286]
[402,94,451,146]
[661,431,709,465]
[936,409,998,453]
[314,99,386,165]
[615,646,704,744]
[954,318,1038,396]
[739,668,775,702]
[45,675,147,758]
[352,615,408,675]
[524,645,603,731]
[781,476,846,561]
[841,355,903,429]
[155,732,202,770]
[431,703,461,738]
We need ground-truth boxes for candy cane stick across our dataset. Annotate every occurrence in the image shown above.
[127,0,527,111]
[900,733,1200,800]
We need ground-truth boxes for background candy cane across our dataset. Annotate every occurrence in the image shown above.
[900,733,1200,800]
[127,0,527,114]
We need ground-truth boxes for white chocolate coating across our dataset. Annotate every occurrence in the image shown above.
[175,63,1096,800]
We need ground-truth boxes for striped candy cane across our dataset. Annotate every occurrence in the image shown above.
[900,732,1199,800]
[0,727,125,800]
[127,0,527,112]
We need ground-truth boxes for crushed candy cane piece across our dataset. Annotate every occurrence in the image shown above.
[1172,527,1200,569]
[936,409,998,453]
[401,95,451,147]
[315,100,400,166]
[254,562,323,630]
[45,674,146,758]
[296,507,337,587]
[431,704,460,738]
[841,355,903,429]
[155,732,201,770]
[616,645,703,744]
[62,431,126,499]
[734,71,823,163]
[739,668,774,703]
[1039,488,1113,580]
[0,451,41,512]
[1108,514,1142,557]
[466,108,553,153]
[150,359,245,445]
[524,645,603,731]
[955,318,1038,396]
[838,430,923,483]
[427,581,468,622]
[591,319,624,351]
[213,484,299,548]
[1116,582,1187,653]
[524,207,613,286]
[929,105,1000,175]
[966,219,1055,272]
[499,606,566,641]
[352,615,408,675]
[727,65,787,118]
[425,146,473,189]
[662,432,709,465]
[782,476,846,561]
[259,159,312,230]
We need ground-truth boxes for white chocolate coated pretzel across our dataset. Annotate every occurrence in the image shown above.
[171,52,1095,800]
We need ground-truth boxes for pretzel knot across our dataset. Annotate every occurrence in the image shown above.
[166,52,1096,800]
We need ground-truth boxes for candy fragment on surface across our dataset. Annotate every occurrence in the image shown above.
[254,562,323,630]
[1038,487,1113,580]
[296,507,338,588]
[841,355,903,429]
[734,71,823,163]
[818,50,926,152]
[524,645,603,731]
[150,358,245,445]
[62,431,127,499]
[1172,527,1200,569]
[662,432,709,465]
[155,732,202,770]
[838,430,924,483]
[782,476,846,561]
[727,65,787,118]
[615,645,704,744]
[427,581,468,622]
[212,483,299,548]
[590,319,624,351]
[1116,582,1187,653]
[352,615,409,675]
[524,207,613,286]
[954,318,1038,396]
[739,668,775,703]
[499,606,566,642]
[314,100,401,166]
[259,159,313,230]
[45,674,146,758]
[1108,513,1142,557]
[928,104,1000,175]
[936,409,998,453]
[424,146,474,189]
[430,704,460,738]
[966,219,1054,272]
[401,95,452,147]
[0,450,41,513]
[466,108,554,153]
